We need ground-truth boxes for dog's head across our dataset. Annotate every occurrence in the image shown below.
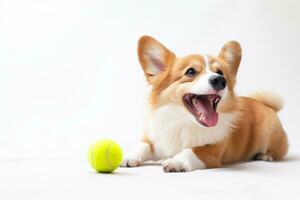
[138,36,242,127]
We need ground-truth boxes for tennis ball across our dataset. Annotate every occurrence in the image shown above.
[88,139,123,173]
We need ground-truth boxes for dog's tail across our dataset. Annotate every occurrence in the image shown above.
[248,90,284,112]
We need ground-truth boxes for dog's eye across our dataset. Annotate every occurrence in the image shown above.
[216,70,223,76]
[185,68,197,77]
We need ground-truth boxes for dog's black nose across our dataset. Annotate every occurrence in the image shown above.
[209,75,227,91]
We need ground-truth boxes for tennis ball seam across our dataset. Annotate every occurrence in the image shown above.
[105,141,113,170]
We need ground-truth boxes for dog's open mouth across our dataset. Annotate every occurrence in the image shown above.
[183,93,221,127]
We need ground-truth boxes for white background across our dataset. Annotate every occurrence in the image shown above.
[1,0,300,199]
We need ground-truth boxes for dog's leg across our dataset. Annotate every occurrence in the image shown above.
[162,149,206,172]
[162,143,226,173]
[120,142,153,167]
[192,143,225,169]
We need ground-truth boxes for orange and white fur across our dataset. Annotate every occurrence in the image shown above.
[121,36,288,172]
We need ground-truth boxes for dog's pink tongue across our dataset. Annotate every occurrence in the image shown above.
[202,110,218,127]
[196,98,219,127]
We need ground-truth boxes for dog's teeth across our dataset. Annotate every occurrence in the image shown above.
[192,98,197,106]
[214,97,220,105]
[199,114,204,121]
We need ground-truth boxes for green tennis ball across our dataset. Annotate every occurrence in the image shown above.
[88,139,123,173]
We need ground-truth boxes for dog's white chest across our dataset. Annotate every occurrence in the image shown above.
[146,105,235,159]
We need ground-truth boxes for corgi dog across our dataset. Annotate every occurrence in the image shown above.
[121,36,288,172]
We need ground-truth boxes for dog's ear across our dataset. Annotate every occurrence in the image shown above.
[138,36,176,84]
[219,41,242,77]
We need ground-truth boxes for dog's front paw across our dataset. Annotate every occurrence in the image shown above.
[120,157,142,167]
[162,158,190,173]
[162,149,206,173]
[120,142,152,168]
